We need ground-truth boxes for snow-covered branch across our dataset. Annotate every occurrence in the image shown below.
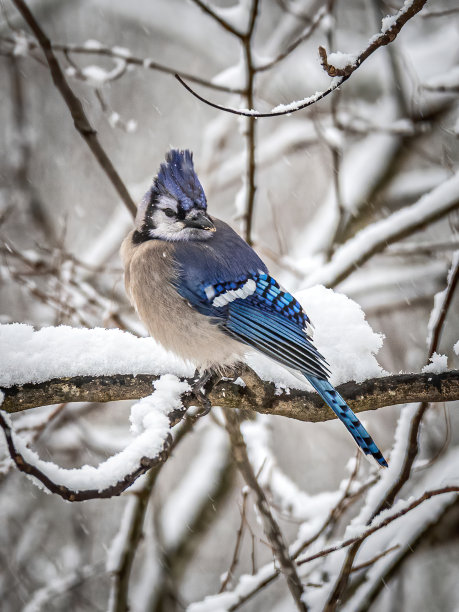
[304,172,459,288]
[176,0,427,117]
[2,369,458,419]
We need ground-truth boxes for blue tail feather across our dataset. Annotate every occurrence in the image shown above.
[306,375,388,468]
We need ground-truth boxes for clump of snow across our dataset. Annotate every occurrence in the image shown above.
[296,286,385,386]
[327,51,357,70]
[12,31,30,57]
[0,324,193,387]
[245,285,384,389]
[422,353,448,374]
[80,58,126,86]
[454,340,459,355]
[111,46,132,58]
[130,375,189,435]
[82,39,105,51]
[1,379,183,493]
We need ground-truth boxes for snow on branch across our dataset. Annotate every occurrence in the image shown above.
[0,376,191,502]
[175,0,427,117]
[318,0,427,78]
[304,171,459,288]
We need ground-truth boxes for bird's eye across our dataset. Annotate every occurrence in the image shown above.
[164,208,175,218]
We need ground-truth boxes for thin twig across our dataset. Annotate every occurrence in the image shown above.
[219,487,250,592]
[11,0,136,218]
[176,0,427,117]
[297,486,459,567]
[223,406,307,611]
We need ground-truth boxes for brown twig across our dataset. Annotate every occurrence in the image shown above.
[323,250,459,610]
[176,0,426,118]
[318,0,427,77]
[297,486,459,567]
[2,370,459,418]
[1,34,245,94]
[11,0,136,218]
[0,408,175,502]
[223,406,307,611]
[219,487,250,592]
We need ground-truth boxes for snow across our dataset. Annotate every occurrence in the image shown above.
[2,375,187,494]
[80,58,126,86]
[304,171,459,288]
[381,0,418,33]
[82,39,105,51]
[243,285,384,391]
[0,324,192,387]
[0,283,385,394]
[422,353,448,374]
[427,252,459,348]
[296,286,385,386]
[423,65,459,90]
[351,403,418,528]
[160,419,229,550]
[327,52,357,70]
[130,375,189,435]
[455,340,459,356]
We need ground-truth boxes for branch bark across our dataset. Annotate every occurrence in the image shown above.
[2,369,458,418]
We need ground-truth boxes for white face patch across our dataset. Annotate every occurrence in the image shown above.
[157,194,178,213]
[209,278,257,307]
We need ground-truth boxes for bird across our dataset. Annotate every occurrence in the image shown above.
[121,149,388,468]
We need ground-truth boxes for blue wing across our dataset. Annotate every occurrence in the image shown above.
[171,223,387,467]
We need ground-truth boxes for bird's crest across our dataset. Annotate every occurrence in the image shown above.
[154,149,207,211]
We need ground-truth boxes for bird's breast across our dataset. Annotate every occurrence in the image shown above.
[120,232,244,370]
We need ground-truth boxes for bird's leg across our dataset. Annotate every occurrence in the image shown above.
[191,369,221,417]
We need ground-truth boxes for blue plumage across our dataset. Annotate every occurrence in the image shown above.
[156,149,207,211]
[133,149,388,468]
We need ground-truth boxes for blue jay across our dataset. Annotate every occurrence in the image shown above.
[121,149,387,468]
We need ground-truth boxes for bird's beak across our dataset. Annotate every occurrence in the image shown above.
[184,211,216,231]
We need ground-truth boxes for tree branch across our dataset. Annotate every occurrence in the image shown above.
[11,0,137,218]
[176,0,426,117]
[223,406,307,611]
[2,370,458,418]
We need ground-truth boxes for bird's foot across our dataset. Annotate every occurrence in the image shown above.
[191,370,220,417]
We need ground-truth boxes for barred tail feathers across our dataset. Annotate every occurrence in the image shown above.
[306,375,388,468]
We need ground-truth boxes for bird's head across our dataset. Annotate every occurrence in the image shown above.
[135,149,215,242]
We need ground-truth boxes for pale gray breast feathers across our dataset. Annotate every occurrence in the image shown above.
[120,231,245,370]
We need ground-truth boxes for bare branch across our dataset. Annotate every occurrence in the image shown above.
[189,0,243,37]
[175,71,346,118]
[0,34,244,94]
[223,406,307,611]
[11,0,137,218]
